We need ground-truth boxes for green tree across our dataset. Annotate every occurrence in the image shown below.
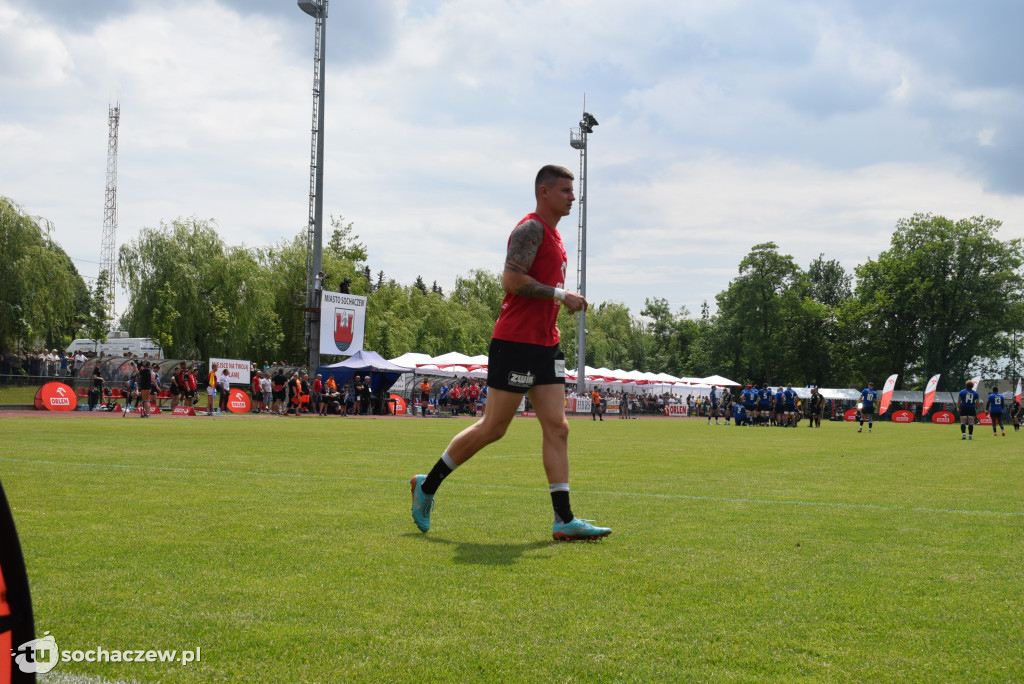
[709,243,803,383]
[853,214,1024,389]
[0,197,86,350]
[119,217,283,360]
[82,269,114,346]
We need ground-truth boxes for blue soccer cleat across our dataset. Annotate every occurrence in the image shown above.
[410,474,433,533]
[552,518,612,542]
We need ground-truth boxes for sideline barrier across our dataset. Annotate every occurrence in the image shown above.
[228,388,251,414]
[844,409,859,421]
[172,406,197,416]
[34,382,76,411]
[931,411,956,424]
[890,409,914,423]
[664,405,688,417]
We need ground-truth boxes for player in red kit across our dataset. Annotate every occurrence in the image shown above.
[410,165,611,541]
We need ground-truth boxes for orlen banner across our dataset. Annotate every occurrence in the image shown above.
[320,291,367,357]
[228,388,251,414]
[931,411,956,424]
[890,410,914,423]
[35,382,76,411]
[664,405,688,417]
[210,358,251,386]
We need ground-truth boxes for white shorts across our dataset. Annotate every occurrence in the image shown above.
[207,385,217,396]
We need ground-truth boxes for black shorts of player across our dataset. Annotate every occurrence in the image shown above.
[758,404,771,412]
[784,403,796,413]
[861,407,874,417]
[170,385,179,396]
[273,390,285,402]
[486,338,564,393]
[960,406,977,417]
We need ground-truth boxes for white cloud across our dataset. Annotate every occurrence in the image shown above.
[1,0,1022,325]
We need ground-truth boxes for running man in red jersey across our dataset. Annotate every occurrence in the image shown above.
[411,165,611,541]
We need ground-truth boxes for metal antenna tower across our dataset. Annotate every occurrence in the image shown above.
[100,103,120,322]
[299,0,328,373]
[569,106,597,394]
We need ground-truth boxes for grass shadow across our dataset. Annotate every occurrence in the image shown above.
[409,533,555,566]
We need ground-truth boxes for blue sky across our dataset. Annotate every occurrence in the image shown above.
[2,0,1023,323]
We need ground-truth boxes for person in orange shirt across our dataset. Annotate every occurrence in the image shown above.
[419,379,432,417]
[590,388,603,422]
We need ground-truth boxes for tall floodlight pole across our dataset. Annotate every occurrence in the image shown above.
[299,0,328,373]
[569,110,598,394]
[100,103,120,324]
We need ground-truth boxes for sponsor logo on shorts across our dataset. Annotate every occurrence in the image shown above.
[508,371,535,388]
[554,360,565,378]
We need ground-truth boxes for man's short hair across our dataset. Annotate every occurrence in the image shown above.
[535,165,574,196]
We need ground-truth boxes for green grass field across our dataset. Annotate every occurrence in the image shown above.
[3,413,1022,682]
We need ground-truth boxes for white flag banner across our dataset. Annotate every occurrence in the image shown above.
[879,373,899,414]
[319,291,367,357]
[922,374,941,415]
[969,375,982,391]
[1016,378,1022,403]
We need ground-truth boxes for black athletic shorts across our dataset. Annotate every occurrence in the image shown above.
[486,339,564,393]
[861,407,874,417]
[960,406,976,417]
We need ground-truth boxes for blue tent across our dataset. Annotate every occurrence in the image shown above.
[316,350,413,398]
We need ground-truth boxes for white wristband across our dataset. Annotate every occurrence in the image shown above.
[553,287,566,301]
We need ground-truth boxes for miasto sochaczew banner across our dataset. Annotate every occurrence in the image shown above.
[319,291,367,357]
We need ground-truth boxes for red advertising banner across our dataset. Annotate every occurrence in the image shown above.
[844,409,859,421]
[134,404,161,414]
[931,411,956,424]
[664,405,688,417]
[977,411,992,425]
[890,410,914,423]
[389,394,407,415]
[36,382,77,411]
[228,388,251,414]
[172,406,197,416]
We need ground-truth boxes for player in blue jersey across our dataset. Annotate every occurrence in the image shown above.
[984,384,1006,437]
[733,402,747,426]
[958,380,980,440]
[757,383,772,426]
[858,382,877,433]
[742,384,757,426]
[782,383,798,427]
[771,387,784,427]
[707,385,719,425]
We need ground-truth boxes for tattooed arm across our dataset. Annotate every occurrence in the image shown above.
[501,219,588,312]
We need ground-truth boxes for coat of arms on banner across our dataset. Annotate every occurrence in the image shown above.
[334,308,355,352]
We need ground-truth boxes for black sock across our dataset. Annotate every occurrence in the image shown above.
[968,424,974,436]
[421,458,453,495]
[961,424,966,434]
[550,489,574,524]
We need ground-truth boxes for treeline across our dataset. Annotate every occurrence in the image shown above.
[3,194,1021,392]
[0,197,108,351]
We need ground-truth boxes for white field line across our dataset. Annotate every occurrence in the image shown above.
[3,456,1022,518]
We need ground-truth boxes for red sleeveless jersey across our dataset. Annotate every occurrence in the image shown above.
[491,213,567,346]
